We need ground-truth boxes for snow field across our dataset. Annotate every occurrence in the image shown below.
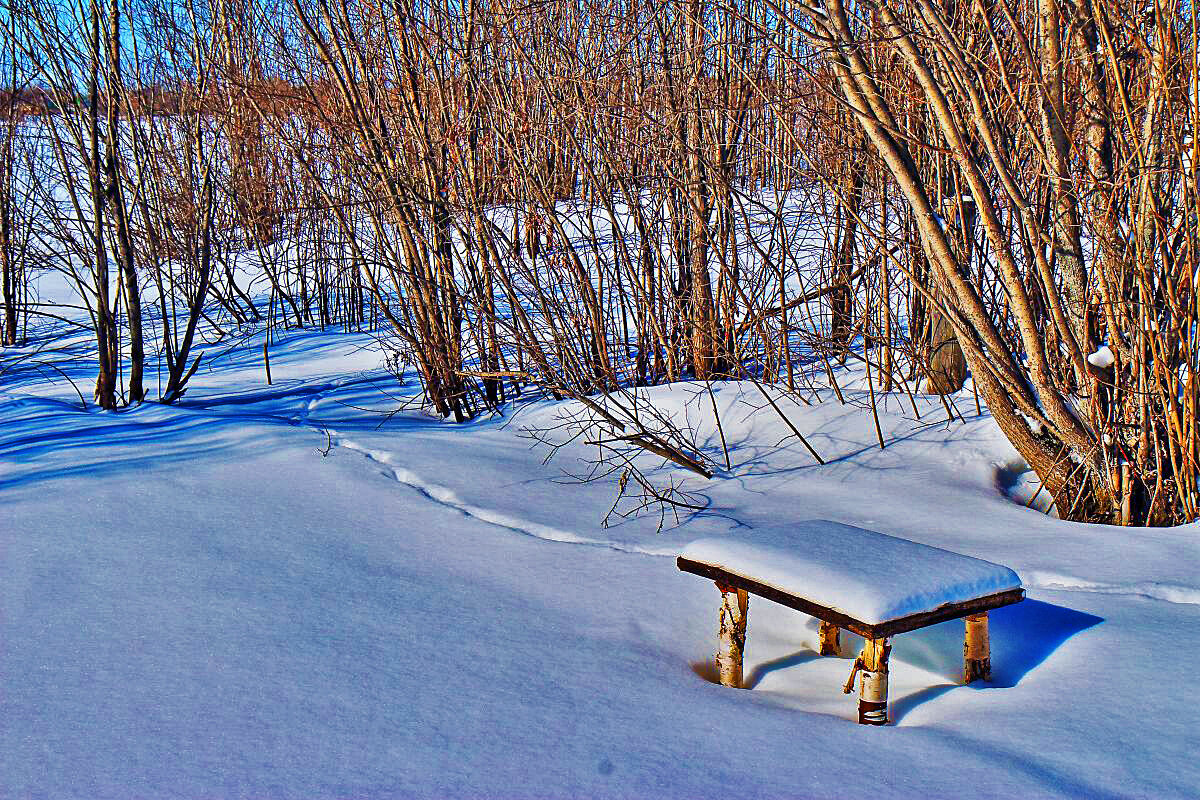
[2,311,1199,797]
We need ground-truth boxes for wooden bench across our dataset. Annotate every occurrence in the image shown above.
[678,520,1024,725]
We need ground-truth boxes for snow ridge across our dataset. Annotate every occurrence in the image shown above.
[1023,570,1200,605]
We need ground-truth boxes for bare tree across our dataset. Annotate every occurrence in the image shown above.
[778,0,1198,524]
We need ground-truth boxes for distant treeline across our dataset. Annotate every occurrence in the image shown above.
[0,82,304,118]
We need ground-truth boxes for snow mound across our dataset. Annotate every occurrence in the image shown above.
[1087,346,1116,369]
[681,520,1022,625]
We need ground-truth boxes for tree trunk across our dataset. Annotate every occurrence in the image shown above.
[925,311,967,394]
[1039,0,1091,359]
[0,187,15,346]
[89,4,116,410]
[106,0,143,403]
[831,140,864,363]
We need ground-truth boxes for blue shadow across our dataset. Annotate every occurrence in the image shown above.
[887,598,1103,722]
[743,649,823,689]
[988,598,1103,687]
[901,598,1103,687]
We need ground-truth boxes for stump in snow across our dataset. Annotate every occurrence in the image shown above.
[857,637,891,725]
[963,612,991,683]
[925,312,967,395]
[818,621,840,656]
[715,582,748,688]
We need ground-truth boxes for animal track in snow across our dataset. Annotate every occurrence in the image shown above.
[329,434,675,557]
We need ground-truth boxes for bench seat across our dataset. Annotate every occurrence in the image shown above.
[679,520,1023,638]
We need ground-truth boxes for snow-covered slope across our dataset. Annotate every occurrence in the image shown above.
[2,319,1198,798]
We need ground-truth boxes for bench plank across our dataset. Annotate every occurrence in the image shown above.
[677,556,1024,639]
[679,521,1023,626]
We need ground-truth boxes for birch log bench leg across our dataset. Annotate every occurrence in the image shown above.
[679,520,1025,725]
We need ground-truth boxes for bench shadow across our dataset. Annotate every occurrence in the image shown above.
[743,649,823,689]
[989,599,1104,686]
[889,598,1103,723]
[690,649,823,690]
[889,683,959,724]
[895,598,1104,687]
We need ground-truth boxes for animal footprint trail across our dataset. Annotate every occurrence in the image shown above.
[331,434,652,552]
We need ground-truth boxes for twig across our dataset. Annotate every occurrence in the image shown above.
[750,378,826,465]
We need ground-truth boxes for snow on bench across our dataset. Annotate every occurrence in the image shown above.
[680,521,1023,630]
[677,520,1025,725]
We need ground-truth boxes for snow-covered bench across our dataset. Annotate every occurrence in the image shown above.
[678,520,1024,725]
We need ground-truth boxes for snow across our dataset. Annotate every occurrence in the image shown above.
[1087,345,1115,369]
[3,280,1200,798]
[681,520,1022,624]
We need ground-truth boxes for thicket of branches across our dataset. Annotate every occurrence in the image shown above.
[1,0,1196,527]
[790,0,1199,525]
